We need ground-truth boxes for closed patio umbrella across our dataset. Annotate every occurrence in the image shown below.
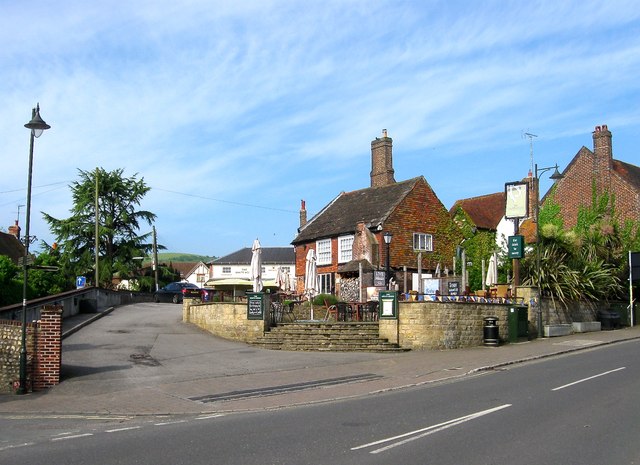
[250,238,263,292]
[485,252,498,287]
[304,248,318,320]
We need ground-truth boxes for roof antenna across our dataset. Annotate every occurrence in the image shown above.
[522,131,537,177]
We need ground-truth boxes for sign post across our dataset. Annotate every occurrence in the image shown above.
[247,292,264,320]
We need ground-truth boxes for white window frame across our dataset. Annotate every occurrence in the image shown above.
[413,233,433,252]
[316,239,332,266]
[222,266,231,274]
[338,235,354,263]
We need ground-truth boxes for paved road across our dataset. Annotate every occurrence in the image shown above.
[1,301,639,416]
[3,339,639,464]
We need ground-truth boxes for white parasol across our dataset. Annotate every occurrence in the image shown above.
[485,252,498,287]
[250,238,263,292]
[304,248,318,319]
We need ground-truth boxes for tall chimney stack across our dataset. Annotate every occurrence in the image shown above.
[592,124,613,194]
[8,220,21,240]
[299,199,307,228]
[370,129,395,188]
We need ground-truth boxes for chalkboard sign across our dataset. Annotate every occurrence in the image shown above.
[374,271,386,287]
[448,281,460,295]
[247,293,264,320]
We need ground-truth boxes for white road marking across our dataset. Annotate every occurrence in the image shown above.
[196,414,226,420]
[51,433,94,441]
[105,426,142,433]
[154,420,187,426]
[552,367,626,391]
[352,404,512,454]
[0,442,35,452]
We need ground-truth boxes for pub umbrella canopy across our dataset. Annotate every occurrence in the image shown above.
[304,248,318,319]
[250,238,263,292]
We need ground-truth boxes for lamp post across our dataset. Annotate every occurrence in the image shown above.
[534,163,563,338]
[383,231,393,290]
[18,104,50,394]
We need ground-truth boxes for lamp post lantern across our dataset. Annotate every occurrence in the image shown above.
[18,104,50,394]
[383,231,393,290]
[534,163,563,338]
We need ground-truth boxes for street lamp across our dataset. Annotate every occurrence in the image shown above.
[18,104,50,394]
[534,163,563,338]
[383,231,393,290]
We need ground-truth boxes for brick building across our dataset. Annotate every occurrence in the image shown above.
[550,125,640,228]
[291,130,460,298]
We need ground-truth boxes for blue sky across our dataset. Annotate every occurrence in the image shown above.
[1,0,639,257]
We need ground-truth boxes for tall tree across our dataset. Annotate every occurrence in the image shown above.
[43,168,156,288]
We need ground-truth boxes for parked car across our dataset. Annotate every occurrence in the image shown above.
[153,282,206,304]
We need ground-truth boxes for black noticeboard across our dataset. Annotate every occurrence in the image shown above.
[448,281,460,296]
[247,292,264,320]
[379,291,398,319]
[374,271,386,287]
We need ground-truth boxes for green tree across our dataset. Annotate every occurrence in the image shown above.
[522,188,631,306]
[0,256,21,305]
[42,168,157,288]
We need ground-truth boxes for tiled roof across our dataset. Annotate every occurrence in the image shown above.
[450,192,505,230]
[292,177,421,244]
[0,232,24,264]
[213,247,295,265]
[614,159,640,191]
[170,261,201,277]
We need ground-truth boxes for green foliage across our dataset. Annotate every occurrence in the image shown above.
[0,256,21,305]
[157,253,214,263]
[42,168,157,288]
[539,188,564,230]
[313,293,337,306]
[522,188,631,305]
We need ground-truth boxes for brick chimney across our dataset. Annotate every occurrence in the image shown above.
[592,124,613,194]
[299,199,307,228]
[8,220,20,240]
[370,129,395,188]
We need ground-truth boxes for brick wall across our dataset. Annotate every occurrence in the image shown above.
[0,305,62,393]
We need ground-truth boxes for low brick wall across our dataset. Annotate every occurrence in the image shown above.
[0,306,62,393]
[381,301,511,350]
[183,299,268,343]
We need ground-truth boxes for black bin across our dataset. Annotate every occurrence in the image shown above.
[598,310,621,330]
[483,316,499,347]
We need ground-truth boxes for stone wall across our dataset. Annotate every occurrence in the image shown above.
[0,320,36,393]
[382,301,511,350]
[183,299,268,343]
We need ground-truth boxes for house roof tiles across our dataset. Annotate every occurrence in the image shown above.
[213,247,295,265]
[450,192,505,230]
[292,177,422,244]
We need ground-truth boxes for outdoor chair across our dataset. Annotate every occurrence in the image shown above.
[324,299,338,321]
[365,301,379,321]
[335,301,352,321]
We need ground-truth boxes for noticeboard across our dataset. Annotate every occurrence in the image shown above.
[247,292,264,320]
[508,235,524,259]
[379,291,398,319]
[374,271,386,287]
[448,281,460,296]
[631,252,640,281]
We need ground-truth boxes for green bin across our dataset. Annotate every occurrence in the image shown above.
[507,305,528,342]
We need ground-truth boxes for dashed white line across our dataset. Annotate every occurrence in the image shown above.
[0,442,35,452]
[552,367,626,391]
[196,414,226,420]
[51,433,94,441]
[105,426,142,433]
[154,420,187,426]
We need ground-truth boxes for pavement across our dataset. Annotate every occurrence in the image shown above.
[1,307,639,418]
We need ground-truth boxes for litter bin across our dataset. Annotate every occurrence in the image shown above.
[507,305,529,342]
[598,310,621,330]
[483,316,499,347]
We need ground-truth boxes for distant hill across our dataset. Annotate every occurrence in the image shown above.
[156,253,215,263]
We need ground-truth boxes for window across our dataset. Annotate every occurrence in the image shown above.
[413,233,433,252]
[222,266,231,274]
[196,273,205,283]
[338,235,354,263]
[281,266,291,273]
[318,273,335,294]
[316,239,332,265]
